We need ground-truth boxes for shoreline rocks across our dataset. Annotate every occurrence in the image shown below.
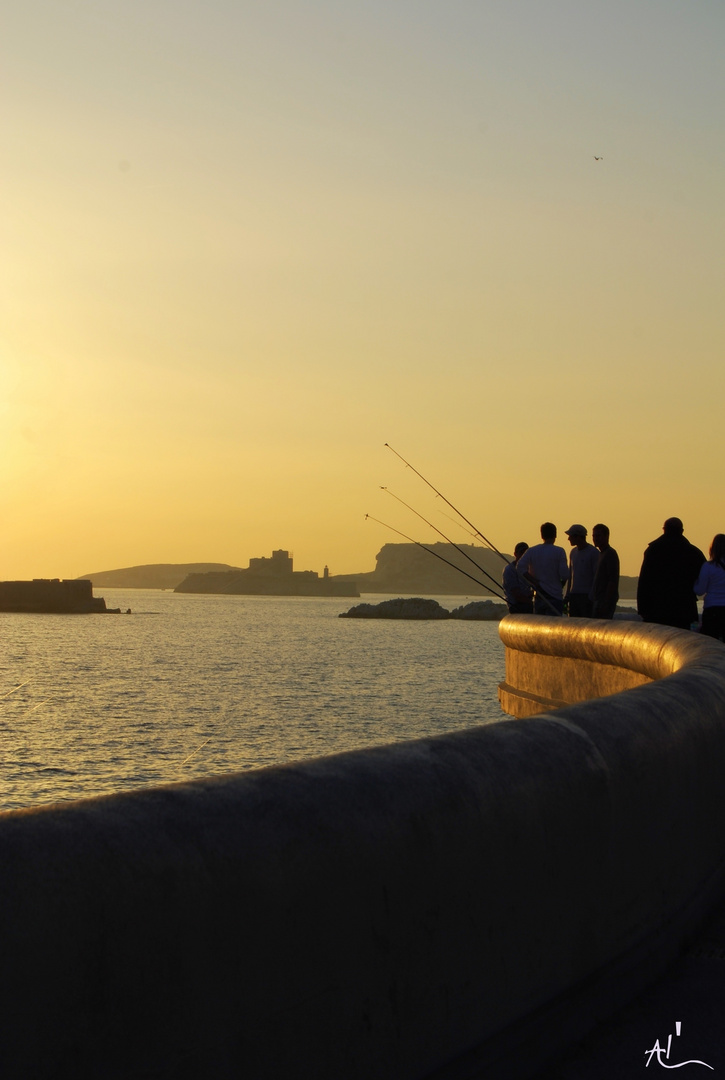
[340,598,642,622]
[339,598,508,621]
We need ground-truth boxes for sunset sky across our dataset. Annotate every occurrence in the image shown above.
[2,0,723,579]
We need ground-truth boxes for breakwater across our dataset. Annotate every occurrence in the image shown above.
[1,617,725,1078]
[0,578,111,613]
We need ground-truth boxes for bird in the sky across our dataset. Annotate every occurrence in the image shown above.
[594,156,603,160]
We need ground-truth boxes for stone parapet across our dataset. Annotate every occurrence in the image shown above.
[498,614,722,717]
[1,620,725,1078]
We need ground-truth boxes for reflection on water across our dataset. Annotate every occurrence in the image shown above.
[0,591,505,812]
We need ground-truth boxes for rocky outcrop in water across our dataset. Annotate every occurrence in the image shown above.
[340,597,450,620]
[339,597,507,620]
[448,601,508,620]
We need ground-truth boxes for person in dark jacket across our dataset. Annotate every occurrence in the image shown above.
[591,523,619,618]
[502,542,534,614]
[637,517,705,630]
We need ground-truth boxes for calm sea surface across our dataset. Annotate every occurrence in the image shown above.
[0,590,506,813]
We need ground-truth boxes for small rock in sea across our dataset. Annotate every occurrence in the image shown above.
[339,597,450,620]
[449,601,507,621]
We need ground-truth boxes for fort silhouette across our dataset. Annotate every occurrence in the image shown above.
[174,549,359,597]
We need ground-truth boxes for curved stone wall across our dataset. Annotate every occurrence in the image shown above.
[498,613,723,716]
[1,617,725,1079]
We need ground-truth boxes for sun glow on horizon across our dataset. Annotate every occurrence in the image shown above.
[2,0,723,580]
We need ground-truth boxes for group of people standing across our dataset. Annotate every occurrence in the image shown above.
[502,522,618,619]
[502,517,725,641]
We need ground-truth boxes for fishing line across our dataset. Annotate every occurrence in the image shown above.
[385,443,509,565]
[436,509,482,544]
[380,488,507,599]
[25,700,49,718]
[383,442,562,614]
[180,706,237,768]
[0,681,31,702]
[181,735,214,767]
[365,515,506,599]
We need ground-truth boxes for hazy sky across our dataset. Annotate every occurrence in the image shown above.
[2,0,723,578]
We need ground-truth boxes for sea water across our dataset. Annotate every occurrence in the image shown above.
[0,590,506,812]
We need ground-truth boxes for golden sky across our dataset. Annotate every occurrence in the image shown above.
[2,0,723,579]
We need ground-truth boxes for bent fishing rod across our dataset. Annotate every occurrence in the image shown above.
[380,487,508,598]
[365,514,507,601]
[385,443,510,566]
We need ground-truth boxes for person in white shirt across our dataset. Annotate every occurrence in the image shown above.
[694,534,725,641]
[516,523,569,615]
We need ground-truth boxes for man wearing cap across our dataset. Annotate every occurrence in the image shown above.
[565,524,599,618]
[637,518,705,629]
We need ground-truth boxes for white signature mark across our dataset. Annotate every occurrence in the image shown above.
[645,1021,714,1070]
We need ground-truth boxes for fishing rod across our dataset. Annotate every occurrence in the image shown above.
[385,443,510,565]
[403,496,561,613]
[365,514,507,600]
[384,443,562,615]
[381,487,508,599]
[518,571,563,617]
[381,487,559,615]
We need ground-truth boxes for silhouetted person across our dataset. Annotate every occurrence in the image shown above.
[502,542,534,614]
[591,523,619,619]
[565,524,599,617]
[637,518,705,630]
[516,523,568,615]
[694,534,725,641]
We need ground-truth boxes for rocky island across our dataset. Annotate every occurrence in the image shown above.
[340,598,508,620]
[175,549,359,597]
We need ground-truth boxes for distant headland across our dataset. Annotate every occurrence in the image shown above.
[78,562,243,590]
[79,544,638,598]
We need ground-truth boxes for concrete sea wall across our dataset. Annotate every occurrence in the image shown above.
[498,611,707,717]
[2,617,725,1078]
